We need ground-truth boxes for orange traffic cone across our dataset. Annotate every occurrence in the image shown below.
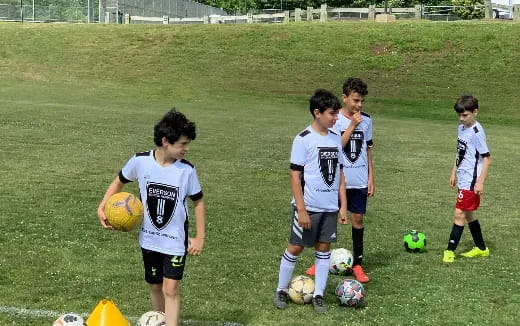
[86,299,130,326]
[305,264,316,276]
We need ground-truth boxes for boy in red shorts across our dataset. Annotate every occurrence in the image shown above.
[443,94,492,263]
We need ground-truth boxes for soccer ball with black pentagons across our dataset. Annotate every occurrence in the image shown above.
[403,230,427,253]
[335,279,365,308]
[136,311,166,326]
[329,248,354,275]
[104,192,144,231]
[52,313,86,326]
[287,275,315,304]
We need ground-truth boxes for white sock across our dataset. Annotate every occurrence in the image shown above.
[313,250,331,297]
[276,249,298,292]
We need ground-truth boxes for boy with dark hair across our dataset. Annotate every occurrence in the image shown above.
[273,89,348,313]
[307,78,373,282]
[443,94,491,263]
[97,108,205,326]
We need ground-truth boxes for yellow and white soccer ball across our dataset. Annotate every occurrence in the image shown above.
[52,313,86,326]
[136,311,166,326]
[288,275,315,304]
[104,192,144,231]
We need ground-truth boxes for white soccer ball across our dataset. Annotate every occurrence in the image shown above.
[287,275,315,304]
[136,311,166,326]
[52,313,86,326]
[329,248,354,275]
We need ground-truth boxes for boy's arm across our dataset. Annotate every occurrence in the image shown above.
[449,161,457,188]
[367,147,375,197]
[338,173,348,225]
[290,169,311,230]
[474,155,491,195]
[97,176,125,229]
[188,198,205,256]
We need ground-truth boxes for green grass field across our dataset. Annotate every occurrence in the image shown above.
[1,21,519,325]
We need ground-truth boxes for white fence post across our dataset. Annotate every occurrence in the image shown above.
[368,5,375,20]
[104,11,110,23]
[307,6,313,21]
[247,13,253,23]
[514,4,520,22]
[484,0,492,19]
[124,13,130,24]
[295,8,302,22]
[163,15,169,24]
[320,4,327,22]
[414,5,421,19]
[203,15,209,24]
[284,10,290,23]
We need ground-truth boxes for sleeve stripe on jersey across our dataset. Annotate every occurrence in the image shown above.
[290,163,304,171]
[481,152,490,157]
[118,170,132,184]
[366,139,374,148]
[189,191,203,201]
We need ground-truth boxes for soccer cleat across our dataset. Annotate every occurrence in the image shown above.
[273,290,289,309]
[312,295,327,313]
[352,265,370,283]
[305,264,316,276]
[443,250,455,263]
[460,247,490,258]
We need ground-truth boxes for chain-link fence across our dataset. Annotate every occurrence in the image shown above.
[0,0,227,23]
[119,0,227,18]
[0,3,98,22]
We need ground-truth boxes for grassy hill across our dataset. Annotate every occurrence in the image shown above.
[1,21,519,326]
[1,21,520,124]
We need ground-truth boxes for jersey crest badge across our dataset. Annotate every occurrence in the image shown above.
[146,182,179,230]
[343,130,364,163]
[318,147,339,187]
[456,139,467,167]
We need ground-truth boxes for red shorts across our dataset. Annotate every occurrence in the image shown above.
[455,189,480,211]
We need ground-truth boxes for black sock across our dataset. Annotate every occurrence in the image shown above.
[468,220,486,250]
[352,227,364,266]
[447,224,464,251]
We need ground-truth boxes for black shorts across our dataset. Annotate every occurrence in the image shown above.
[347,188,368,214]
[141,248,187,283]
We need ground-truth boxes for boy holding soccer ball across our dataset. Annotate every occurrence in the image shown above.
[97,109,205,326]
[443,94,491,263]
[273,89,348,313]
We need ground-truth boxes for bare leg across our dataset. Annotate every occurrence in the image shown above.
[150,283,165,312]
[163,278,181,326]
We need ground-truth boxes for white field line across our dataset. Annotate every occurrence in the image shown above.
[0,99,101,110]
[0,306,244,326]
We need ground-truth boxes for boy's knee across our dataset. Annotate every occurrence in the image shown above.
[287,243,304,256]
[351,213,364,227]
[162,280,181,298]
[150,283,163,293]
[314,242,331,252]
[454,209,466,225]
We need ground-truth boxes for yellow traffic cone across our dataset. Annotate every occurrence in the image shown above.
[86,299,130,326]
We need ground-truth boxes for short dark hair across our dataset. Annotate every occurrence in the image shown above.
[309,89,341,117]
[454,94,478,113]
[153,108,196,146]
[342,78,368,97]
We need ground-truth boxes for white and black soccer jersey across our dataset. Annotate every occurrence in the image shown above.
[119,150,203,256]
[455,121,490,190]
[331,112,373,189]
[290,126,345,212]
